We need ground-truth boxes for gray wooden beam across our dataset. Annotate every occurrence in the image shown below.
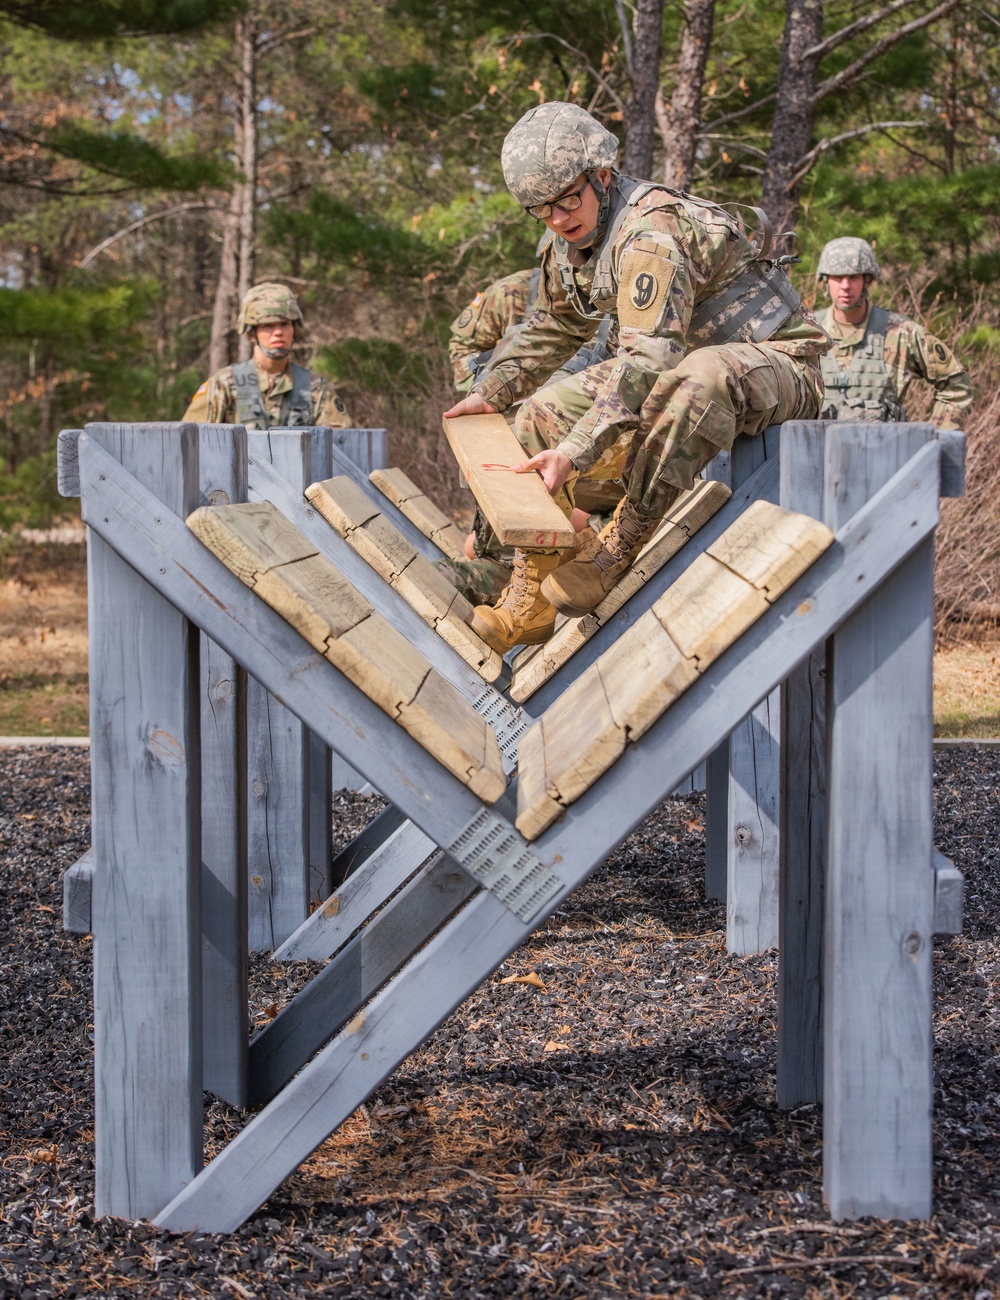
[933,848,963,935]
[62,848,93,934]
[197,426,250,1106]
[327,436,443,561]
[85,422,202,1222]
[154,443,941,1232]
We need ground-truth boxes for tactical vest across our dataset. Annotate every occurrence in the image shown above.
[818,307,903,422]
[232,359,314,430]
[554,175,803,346]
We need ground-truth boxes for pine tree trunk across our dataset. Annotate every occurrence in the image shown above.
[208,11,257,373]
[760,0,825,232]
[623,0,666,178]
[660,0,715,190]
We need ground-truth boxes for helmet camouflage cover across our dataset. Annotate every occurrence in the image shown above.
[237,282,304,332]
[501,102,620,208]
[816,237,881,281]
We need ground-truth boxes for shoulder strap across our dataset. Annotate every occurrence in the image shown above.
[525,266,542,317]
[284,363,315,426]
[231,359,269,429]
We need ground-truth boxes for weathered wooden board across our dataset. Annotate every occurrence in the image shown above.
[369,466,467,558]
[249,853,477,1106]
[197,425,249,1105]
[275,818,436,961]
[727,696,779,954]
[187,501,506,803]
[325,439,441,561]
[306,477,503,682]
[62,848,93,934]
[152,443,941,1232]
[933,848,963,935]
[85,423,202,1222]
[508,480,731,703]
[516,502,834,840]
[441,413,576,548]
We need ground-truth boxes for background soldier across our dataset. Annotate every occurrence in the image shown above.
[816,237,973,428]
[449,267,538,394]
[445,101,830,654]
[182,282,352,429]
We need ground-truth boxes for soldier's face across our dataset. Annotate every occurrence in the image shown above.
[826,274,868,311]
[541,171,608,245]
[253,320,295,356]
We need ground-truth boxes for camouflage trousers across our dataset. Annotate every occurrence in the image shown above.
[437,552,513,607]
[517,344,824,518]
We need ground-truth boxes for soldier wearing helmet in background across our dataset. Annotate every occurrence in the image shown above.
[816,237,972,428]
[444,101,830,654]
[182,282,352,428]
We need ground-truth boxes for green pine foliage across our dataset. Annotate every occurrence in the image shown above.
[0,0,244,39]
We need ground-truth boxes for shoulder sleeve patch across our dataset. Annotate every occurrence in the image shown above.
[617,247,676,332]
[193,381,208,398]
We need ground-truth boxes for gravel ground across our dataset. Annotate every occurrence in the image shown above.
[0,745,998,1298]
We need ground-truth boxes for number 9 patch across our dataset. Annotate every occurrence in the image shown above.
[617,247,674,330]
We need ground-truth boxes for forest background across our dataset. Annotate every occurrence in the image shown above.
[0,0,998,734]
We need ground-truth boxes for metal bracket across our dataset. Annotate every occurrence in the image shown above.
[472,690,530,764]
[447,807,562,923]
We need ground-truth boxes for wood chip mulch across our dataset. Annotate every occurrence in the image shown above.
[1,745,998,1298]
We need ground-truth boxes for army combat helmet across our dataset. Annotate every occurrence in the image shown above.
[237,282,304,333]
[816,237,881,282]
[501,102,619,211]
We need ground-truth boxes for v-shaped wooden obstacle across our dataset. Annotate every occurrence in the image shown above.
[67,419,962,1231]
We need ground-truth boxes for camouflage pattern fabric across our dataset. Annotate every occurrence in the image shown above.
[815,238,881,281]
[237,282,304,330]
[819,305,973,430]
[474,181,830,436]
[182,362,352,428]
[448,270,535,393]
[436,552,513,607]
[515,342,824,520]
[501,102,619,208]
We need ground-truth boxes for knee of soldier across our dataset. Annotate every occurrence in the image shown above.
[672,348,736,405]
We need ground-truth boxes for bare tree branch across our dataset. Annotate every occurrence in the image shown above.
[502,33,627,114]
[79,203,216,268]
[787,119,923,189]
[812,0,966,106]
[613,0,636,77]
[803,0,925,62]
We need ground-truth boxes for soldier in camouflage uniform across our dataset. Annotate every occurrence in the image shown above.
[182,283,352,429]
[444,101,831,653]
[816,237,972,428]
[449,268,537,394]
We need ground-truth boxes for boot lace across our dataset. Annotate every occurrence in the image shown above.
[595,506,650,572]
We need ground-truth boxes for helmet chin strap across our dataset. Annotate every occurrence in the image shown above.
[251,327,293,361]
[574,172,614,249]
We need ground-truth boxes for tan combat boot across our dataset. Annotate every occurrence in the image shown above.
[542,498,661,616]
[469,548,566,654]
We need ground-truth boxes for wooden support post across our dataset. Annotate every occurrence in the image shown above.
[822,423,936,1220]
[197,425,249,1107]
[704,426,781,951]
[87,422,202,1220]
[246,429,336,948]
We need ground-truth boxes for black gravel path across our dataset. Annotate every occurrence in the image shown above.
[0,745,998,1298]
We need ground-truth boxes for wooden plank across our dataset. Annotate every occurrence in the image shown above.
[706,500,834,598]
[57,428,83,497]
[62,848,93,934]
[654,555,771,663]
[513,722,564,843]
[249,853,477,1106]
[197,425,249,1107]
[441,413,576,548]
[369,466,467,558]
[326,442,441,561]
[275,818,436,961]
[727,696,779,954]
[932,848,963,935]
[330,427,389,475]
[153,447,941,1233]
[85,422,202,1222]
[508,480,730,703]
[80,435,499,883]
[777,419,830,1109]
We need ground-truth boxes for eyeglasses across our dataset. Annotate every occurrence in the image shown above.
[525,178,589,221]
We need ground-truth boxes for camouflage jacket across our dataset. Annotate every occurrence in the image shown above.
[472,176,829,469]
[818,306,973,430]
[182,360,352,429]
[448,269,536,392]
